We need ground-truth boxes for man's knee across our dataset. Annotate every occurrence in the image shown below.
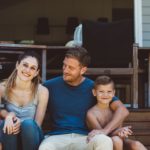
[94,134,112,143]
[39,141,56,150]
[92,134,113,146]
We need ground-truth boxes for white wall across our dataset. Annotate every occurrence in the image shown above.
[142,0,150,47]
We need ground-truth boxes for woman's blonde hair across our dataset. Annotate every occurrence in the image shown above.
[5,51,41,99]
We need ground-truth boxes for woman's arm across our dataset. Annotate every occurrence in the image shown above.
[35,84,49,126]
[0,82,8,118]
[0,82,21,134]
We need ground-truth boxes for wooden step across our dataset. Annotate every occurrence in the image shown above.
[123,122,150,130]
[124,109,150,147]
[126,109,150,122]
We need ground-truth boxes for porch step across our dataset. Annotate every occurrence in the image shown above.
[123,109,150,146]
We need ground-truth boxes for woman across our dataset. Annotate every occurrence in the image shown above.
[0,51,49,150]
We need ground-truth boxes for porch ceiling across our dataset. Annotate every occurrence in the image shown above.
[0,0,29,9]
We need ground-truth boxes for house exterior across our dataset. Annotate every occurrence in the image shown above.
[135,0,150,47]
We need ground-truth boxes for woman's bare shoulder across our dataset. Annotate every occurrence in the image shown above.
[37,84,49,97]
[38,84,48,92]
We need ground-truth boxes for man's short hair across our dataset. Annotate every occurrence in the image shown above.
[94,75,115,89]
[65,47,91,67]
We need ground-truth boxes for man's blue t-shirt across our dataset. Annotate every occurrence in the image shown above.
[44,76,118,135]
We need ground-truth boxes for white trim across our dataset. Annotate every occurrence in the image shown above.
[134,0,143,46]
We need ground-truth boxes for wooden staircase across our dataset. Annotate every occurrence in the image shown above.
[124,109,150,149]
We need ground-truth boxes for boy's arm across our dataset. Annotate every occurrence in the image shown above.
[110,126,132,138]
[103,100,129,135]
[86,111,102,130]
[86,110,106,142]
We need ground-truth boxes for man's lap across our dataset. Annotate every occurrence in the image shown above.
[39,133,87,150]
[39,133,113,150]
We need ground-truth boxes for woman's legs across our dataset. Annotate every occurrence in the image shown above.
[0,122,3,150]
[2,133,18,150]
[1,120,18,150]
[21,119,44,150]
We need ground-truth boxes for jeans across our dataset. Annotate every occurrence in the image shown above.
[2,119,44,150]
[0,120,3,143]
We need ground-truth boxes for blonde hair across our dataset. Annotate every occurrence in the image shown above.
[5,51,41,100]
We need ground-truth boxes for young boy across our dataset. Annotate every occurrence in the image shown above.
[86,75,147,150]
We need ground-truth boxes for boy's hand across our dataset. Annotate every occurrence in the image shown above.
[112,126,133,138]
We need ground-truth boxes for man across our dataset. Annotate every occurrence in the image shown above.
[39,47,129,150]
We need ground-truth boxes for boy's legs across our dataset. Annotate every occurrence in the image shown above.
[39,133,113,150]
[123,138,147,150]
[111,136,123,150]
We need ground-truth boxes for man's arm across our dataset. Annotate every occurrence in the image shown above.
[103,100,129,135]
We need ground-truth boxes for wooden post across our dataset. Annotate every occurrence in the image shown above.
[133,43,139,108]
[42,49,47,82]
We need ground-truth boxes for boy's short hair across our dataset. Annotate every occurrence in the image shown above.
[94,75,115,89]
[65,47,91,67]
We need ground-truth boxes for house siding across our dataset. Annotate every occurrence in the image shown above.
[142,0,150,46]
